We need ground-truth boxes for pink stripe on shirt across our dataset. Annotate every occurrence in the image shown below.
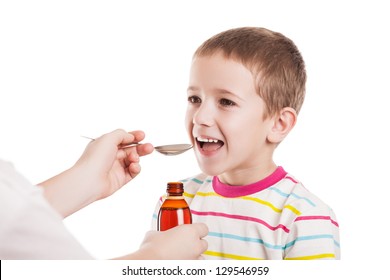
[213,166,288,197]
[295,215,339,227]
[191,209,290,233]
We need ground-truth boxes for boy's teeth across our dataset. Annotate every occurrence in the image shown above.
[197,137,218,143]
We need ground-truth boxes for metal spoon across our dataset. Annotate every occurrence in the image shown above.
[81,136,193,156]
[153,143,193,156]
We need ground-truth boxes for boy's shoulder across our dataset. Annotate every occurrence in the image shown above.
[280,172,336,216]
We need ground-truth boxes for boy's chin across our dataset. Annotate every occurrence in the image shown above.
[199,164,223,177]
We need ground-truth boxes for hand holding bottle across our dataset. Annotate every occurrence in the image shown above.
[128,223,208,260]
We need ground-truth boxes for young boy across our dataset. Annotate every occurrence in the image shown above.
[153,27,340,260]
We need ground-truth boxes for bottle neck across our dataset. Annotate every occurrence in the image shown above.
[166,194,184,200]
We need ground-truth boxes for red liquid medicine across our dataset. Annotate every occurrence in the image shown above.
[157,182,192,231]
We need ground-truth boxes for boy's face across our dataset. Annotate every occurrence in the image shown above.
[185,52,276,182]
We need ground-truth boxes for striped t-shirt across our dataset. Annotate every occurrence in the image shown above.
[152,166,340,260]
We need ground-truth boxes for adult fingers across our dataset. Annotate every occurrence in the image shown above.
[192,223,209,238]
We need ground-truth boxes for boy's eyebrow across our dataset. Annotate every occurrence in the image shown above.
[187,86,200,93]
[216,88,245,101]
[187,86,244,101]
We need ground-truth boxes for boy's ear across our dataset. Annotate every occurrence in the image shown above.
[267,107,297,144]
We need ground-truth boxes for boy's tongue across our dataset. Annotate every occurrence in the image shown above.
[201,141,223,151]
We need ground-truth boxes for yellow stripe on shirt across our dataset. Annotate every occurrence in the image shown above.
[285,253,336,260]
[204,250,264,260]
[186,191,300,215]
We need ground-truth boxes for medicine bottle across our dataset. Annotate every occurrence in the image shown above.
[157,182,192,231]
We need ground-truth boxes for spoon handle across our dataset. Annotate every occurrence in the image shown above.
[119,143,140,149]
[81,136,140,149]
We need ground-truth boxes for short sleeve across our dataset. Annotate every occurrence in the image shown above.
[283,206,340,260]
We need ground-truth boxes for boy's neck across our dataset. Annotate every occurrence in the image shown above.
[217,162,278,186]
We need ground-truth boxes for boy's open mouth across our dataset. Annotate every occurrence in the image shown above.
[196,136,224,152]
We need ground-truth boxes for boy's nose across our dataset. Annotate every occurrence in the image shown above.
[193,103,215,127]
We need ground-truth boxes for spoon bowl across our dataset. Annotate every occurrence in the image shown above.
[81,136,193,156]
[154,144,193,156]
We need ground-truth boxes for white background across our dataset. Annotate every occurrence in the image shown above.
[1,0,389,275]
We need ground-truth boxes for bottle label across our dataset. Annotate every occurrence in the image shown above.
[158,206,192,231]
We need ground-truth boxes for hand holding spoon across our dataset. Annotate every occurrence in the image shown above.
[81,136,193,156]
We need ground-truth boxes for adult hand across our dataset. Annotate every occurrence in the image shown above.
[40,129,153,217]
[116,223,209,260]
[75,129,154,200]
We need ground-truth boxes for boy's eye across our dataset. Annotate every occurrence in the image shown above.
[220,98,236,107]
[188,96,201,104]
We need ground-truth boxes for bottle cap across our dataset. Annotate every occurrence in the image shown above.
[166,181,184,195]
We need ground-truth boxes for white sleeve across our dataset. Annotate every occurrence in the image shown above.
[0,160,93,259]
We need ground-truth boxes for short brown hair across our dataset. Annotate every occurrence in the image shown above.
[194,27,306,117]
